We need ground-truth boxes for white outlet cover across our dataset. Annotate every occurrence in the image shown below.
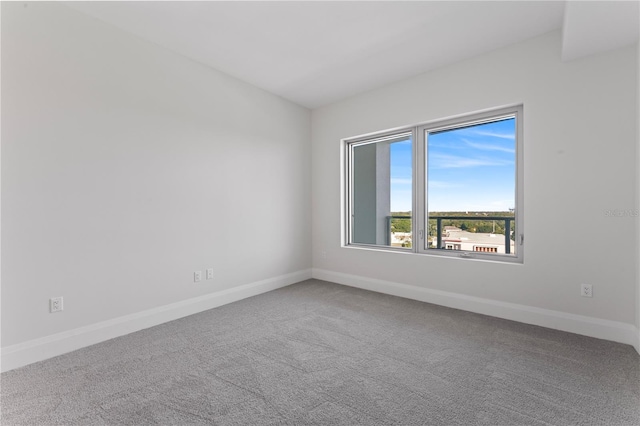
[194,271,202,282]
[50,297,64,313]
[206,268,213,280]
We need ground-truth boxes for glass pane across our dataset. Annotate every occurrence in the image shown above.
[351,134,412,247]
[426,117,516,255]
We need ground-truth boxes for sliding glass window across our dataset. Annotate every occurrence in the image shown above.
[344,105,523,263]
[346,131,413,249]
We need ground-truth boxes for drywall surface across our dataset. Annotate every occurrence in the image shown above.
[636,39,640,351]
[312,31,638,326]
[1,2,311,347]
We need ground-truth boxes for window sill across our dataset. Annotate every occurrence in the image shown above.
[342,243,524,265]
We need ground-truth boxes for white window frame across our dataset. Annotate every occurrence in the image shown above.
[343,105,524,264]
[344,129,415,251]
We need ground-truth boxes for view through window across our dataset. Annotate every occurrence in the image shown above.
[350,133,412,247]
[425,117,516,255]
[345,106,523,262]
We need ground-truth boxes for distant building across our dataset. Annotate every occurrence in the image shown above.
[390,227,514,254]
[391,232,412,247]
[439,229,514,254]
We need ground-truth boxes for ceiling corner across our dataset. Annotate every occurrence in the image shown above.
[562,1,639,62]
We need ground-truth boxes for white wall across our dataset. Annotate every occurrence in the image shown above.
[312,31,639,343]
[1,2,311,356]
[636,39,640,352]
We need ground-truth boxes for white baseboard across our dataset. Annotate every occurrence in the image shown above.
[1,269,312,373]
[312,268,640,352]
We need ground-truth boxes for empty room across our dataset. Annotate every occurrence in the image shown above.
[1,1,639,425]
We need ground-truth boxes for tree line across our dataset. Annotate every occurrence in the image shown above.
[390,211,515,238]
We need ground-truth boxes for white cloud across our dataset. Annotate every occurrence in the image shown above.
[428,153,513,169]
[428,180,463,189]
[462,139,515,154]
[455,126,514,140]
[473,130,515,140]
[390,178,412,185]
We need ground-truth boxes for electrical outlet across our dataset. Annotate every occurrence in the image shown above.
[320,251,327,259]
[206,268,213,280]
[50,297,63,313]
[580,284,593,298]
[194,271,202,282]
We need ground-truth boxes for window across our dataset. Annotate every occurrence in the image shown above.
[344,106,523,263]
[346,131,413,247]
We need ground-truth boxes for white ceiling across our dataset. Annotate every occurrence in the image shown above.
[65,1,639,109]
[562,0,639,62]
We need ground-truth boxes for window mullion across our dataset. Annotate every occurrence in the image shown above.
[415,126,426,254]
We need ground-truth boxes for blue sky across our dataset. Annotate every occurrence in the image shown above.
[390,118,516,212]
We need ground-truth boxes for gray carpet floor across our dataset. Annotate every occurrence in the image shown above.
[1,279,639,426]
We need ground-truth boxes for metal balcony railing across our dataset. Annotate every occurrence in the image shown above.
[387,215,515,254]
